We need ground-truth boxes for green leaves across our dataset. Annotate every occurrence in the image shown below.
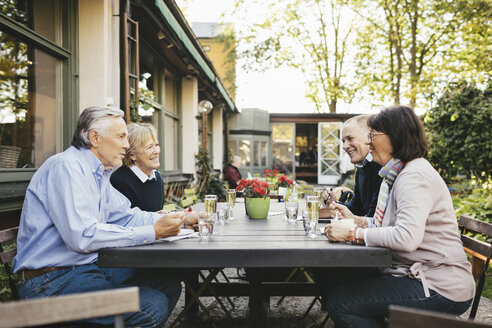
[425,81,492,185]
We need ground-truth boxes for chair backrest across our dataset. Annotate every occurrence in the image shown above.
[458,215,492,319]
[0,287,140,328]
[459,215,492,260]
[181,198,194,209]
[388,305,492,328]
[0,226,19,300]
[163,204,177,212]
[184,188,196,197]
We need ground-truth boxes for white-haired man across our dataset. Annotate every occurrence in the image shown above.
[223,155,242,189]
[13,106,199,327]
[323,114,383,217]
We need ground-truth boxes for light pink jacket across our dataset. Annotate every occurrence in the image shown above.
[366,158,475,302]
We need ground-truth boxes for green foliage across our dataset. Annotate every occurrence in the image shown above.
[195,149,226,200]
[201,178,227,202]
[424,81,492,184]
[452,186,492,224]
[232,0,355,112]
[129,80,158,123]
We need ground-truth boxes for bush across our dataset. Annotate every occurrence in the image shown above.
[424,81,492,184]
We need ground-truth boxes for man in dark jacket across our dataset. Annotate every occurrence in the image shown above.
[323,115,382,217]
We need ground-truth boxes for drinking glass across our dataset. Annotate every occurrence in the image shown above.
[301,210,310,236]
[226,189,236,220]
[198,213,215,239]
[284,201,299,223]
[313,187,324,202]
[204,195,217,221]
[306,195,320,238]
[216,203,230,224]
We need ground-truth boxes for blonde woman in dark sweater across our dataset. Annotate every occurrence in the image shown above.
[111,123,164,211]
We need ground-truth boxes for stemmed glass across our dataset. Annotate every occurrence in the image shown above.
[226,189,236,220]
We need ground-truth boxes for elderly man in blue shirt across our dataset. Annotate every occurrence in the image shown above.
[13,106,199,327]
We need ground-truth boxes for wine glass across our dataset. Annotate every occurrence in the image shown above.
[226,189,236,220]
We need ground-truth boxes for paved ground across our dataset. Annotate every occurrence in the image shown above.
[165,268,492,328]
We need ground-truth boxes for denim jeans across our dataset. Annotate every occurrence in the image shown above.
[17,263,182,327]
[321,269,472,328]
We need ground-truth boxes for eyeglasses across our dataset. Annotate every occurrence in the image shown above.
[367,131,385,142]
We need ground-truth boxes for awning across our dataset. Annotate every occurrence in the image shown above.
[154,0,238,113]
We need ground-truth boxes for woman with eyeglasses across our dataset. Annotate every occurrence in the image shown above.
[323,105,474,328]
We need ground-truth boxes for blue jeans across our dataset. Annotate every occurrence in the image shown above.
[322,270,472,328]
[17,263,182,327]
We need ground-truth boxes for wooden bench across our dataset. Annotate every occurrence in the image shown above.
[388,305,492,328]
[0,225,140,327]
[0,287,139,328]
[459,215,492,319]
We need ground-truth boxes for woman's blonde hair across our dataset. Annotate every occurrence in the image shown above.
[122,123,158,167]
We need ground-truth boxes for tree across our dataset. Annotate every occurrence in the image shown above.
[233,0,355,112]
[424,81,491,184]
[352,0,491,109]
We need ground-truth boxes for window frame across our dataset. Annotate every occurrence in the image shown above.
[0,2,78,183]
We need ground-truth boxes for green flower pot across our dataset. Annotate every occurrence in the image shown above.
[245,197,271,219]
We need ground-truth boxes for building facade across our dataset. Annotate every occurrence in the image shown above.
[0,0,237,218]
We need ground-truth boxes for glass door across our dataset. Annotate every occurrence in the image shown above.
[318,122,342,184]
[271,123,295,175]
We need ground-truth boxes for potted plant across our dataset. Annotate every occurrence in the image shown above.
[236,178,270,219]
[275,175,294,198]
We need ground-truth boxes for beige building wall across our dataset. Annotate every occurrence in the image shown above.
[199,38,236,101]
[78,1,120,111]
[181,77,200,176]
[212,107,224,171]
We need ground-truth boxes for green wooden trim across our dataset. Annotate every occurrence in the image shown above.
[0,13,70,59]
[0,201,23,212]
[0,170,35,183]
[153,0,236,112]
[62,0,79,151]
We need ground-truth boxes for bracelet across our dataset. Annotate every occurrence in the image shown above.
[348,224,358,243]
[355,227,361,244]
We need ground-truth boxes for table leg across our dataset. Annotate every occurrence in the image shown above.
[185,269,199,314]
[247,268,269,328]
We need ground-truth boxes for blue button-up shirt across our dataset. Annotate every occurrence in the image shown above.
[13,146,158,272]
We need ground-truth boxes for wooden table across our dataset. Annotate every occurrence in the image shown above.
[98,200,391,327]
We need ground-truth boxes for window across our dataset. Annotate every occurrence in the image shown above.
[238,139,250,166]
[162,72,180,172]
[0,1,75,175]
[271,123,295,174]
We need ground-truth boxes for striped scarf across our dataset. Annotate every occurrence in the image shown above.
[374,158,404,227]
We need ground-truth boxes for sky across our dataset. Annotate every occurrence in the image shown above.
[177,0,322,114]
[177,0,384,115]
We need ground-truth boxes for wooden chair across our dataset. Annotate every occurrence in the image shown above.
[184,188,198,204]
[0,287,140,328]
[458,215,492,319]
[0,227,19,300]
[163,203,177,212]
[0,226,140,327]
[388,305,492,328]
[181,197,194,209]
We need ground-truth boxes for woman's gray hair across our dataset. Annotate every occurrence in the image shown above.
[71,106,125,149]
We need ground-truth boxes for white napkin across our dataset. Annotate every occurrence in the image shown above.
[268,211,284,216]
[157,229,199,242]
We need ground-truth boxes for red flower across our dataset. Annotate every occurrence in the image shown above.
[236,178,270,198]
[276,175,294,188]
